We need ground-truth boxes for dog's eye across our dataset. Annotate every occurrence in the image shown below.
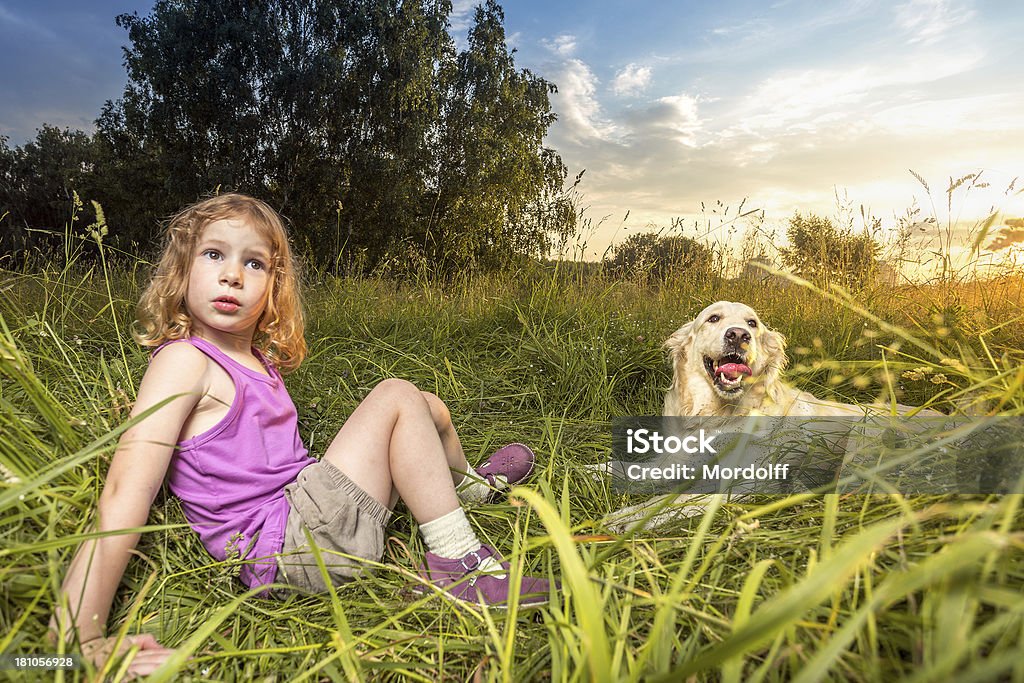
[708,314,721,323]
[747,319,758,328]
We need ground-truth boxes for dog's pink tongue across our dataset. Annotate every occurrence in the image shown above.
[716,363,752,380]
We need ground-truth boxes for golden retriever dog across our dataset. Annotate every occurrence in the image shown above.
[602,301,932,533]
[663,300,861,417]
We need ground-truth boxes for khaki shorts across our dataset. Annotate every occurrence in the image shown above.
[276,460,392,594]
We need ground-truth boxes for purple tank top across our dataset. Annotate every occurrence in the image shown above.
[158,336,315,589]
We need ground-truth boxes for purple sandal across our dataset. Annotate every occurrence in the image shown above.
[473,443,536,502]
[417,544,551,608]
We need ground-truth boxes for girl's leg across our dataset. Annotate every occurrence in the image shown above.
[319,379,552,607]
[322,379,458,523]
[420,391,471,486]
[422,390,536,503]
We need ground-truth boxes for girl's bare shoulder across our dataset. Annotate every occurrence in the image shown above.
[135,342,212,408]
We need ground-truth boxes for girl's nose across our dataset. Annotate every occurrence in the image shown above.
[220,263,243,286]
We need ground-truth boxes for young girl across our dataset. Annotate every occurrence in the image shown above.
[52,194,550,674]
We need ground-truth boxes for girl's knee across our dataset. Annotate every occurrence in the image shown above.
[372,378,423,405]
[421,391,452,431]
[369,381,446,427]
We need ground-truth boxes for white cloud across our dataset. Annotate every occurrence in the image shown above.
[625,94,703,147]
[448,0,478,34]
[709,19,766,40]
[731,67,882,134]
[872,94,1021,133]
[549,58,617,143]
[542,33,577,57]
[612,63,652,97]
[895,0,975,45]
[728,50,982,135]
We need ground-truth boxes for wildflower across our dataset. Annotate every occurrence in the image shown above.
[940,358,967,372]
[930,373,948,384]
[914,366,932,374]
[902,370,924,381]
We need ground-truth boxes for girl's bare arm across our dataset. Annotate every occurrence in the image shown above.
[51,343,209,663]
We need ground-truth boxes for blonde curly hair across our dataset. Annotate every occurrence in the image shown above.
[133,193,306,372]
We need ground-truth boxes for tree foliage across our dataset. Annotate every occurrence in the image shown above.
[779,212,881,289]
[431,2,573,270]
[0,127,98,254]
[604,232,714,283]
[2,0,574,273]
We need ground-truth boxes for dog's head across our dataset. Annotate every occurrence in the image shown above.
[665,301,787,406]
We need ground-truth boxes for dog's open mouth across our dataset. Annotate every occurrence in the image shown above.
[704,353,752,393]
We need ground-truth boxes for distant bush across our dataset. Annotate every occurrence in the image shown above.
[780,212,882,290]
[604,232,714,283]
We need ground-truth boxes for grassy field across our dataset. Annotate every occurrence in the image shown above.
[1,252,1023,681]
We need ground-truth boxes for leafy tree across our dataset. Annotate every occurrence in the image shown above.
[334,0,455,266]
[0,126,98,254]
[779,212,881,289]
[90,0,570,272]
[431,0,572,270]
[604,232,713,283]
[96,0,368,248]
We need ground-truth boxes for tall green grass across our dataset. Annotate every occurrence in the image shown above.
[1,249,1022,681]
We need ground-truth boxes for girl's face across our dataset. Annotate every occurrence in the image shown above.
[186,218,273,345]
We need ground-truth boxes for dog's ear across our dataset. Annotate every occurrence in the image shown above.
[664,321,695,369]
[760,326,789,404]
[663,321,695,414]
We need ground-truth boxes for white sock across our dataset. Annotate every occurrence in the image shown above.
[419,508,482,559]
[455,469,509,503]
[419,508,506,576]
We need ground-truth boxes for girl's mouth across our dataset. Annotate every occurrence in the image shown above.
[213,297,240,312]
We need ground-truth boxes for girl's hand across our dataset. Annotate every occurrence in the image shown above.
[82,634,177,677]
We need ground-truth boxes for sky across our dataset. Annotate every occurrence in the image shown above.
[2,0,1023,264]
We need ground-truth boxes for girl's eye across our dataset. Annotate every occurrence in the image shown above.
[708,314,721,323]
[748,319,758,328]
[203,249,222,260]
[247,259,265,271]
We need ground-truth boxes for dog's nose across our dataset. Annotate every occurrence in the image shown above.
[725,327,751,344]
